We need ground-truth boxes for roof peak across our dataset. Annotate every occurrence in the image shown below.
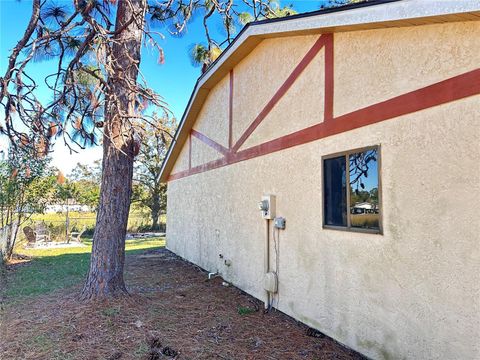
[160,0,480,182]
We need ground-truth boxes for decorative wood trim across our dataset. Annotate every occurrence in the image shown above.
[324,34,334,122]
[229,69,234,149]
[232,34,331,153]
[168,68,480,181]
[169,29,480,182]
[190,129,230,156]
[333,68,480,127]
[161,3,480,183]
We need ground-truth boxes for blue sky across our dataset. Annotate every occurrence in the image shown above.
[0,0,330,174]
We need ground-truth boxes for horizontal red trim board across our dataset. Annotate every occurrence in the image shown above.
[168,68,480,181]
[190,129,230,156]
[170,156,229,181]
[334,68,480,126]
[232,34,331,153]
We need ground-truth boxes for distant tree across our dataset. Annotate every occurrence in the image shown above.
[132,114,176,230]
[321,0,367,8]
[75,182,101,211]
[54,172,78,242]
[1,0,298,299]
[349,148,378,207]
[369,187,378,204]
[188,0,364,68]
[69,161,102,210]
[70,161,102,184]
[188,0,296,69]
[0,151,55,260]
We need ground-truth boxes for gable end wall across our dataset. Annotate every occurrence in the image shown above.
[166,21,480,360]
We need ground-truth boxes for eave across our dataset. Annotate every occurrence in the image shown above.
[160,0,480,182]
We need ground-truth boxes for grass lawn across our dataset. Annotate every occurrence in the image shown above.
[5,238,164,300]
[25,212,166,241]
[0,239,363,360]
[29,211,166,227]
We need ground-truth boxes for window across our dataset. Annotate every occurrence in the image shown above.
[323,146,381,233]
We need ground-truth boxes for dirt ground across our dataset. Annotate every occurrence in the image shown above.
[0,248,364,360]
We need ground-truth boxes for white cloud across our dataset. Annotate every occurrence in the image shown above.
[51,142,102,176]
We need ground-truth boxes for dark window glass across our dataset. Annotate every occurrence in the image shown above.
[323,156,347,227]
[349,149,380,230]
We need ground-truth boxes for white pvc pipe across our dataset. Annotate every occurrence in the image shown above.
[264,219,270,309]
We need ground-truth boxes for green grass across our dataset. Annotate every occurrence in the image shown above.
[30,211,96,222]
[101,306,121,317]
[5,237,165,300]
[24,211,166,241]
[237,306,257,316]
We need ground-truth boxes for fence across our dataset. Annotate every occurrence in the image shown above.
[22,215,166,242]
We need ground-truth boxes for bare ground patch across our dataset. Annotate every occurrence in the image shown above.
[0,248,364,360]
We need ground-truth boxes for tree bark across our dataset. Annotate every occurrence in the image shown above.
[81,0,146,300]
[151,191,160,230]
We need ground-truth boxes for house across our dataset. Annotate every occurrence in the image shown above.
[159,1,480,359]
[351,202,377,214]
[45,202,92,213]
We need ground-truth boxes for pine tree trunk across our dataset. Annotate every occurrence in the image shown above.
[151,192,160,230]
[81,0,146,300]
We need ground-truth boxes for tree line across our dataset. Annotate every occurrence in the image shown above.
[0,113,174,262]
[0,0,360,298]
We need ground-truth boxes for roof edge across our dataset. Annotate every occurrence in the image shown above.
[196,0,401,84]
[160,0,480,182]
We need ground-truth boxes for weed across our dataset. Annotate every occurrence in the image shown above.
[102,307,121,317]
[134,343,150,357]
[237,306,256,316]
[29,334,53,352]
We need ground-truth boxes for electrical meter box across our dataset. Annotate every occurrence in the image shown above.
[264,271,278,293]
[258,194,276,219]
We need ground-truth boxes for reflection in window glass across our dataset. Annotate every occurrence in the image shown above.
[323,156,347,227]
[349,149,380,230]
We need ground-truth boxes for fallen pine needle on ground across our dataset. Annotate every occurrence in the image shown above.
[0,238,364,360]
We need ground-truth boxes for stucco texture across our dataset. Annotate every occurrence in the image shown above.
[166,21,480,360]
[193,75,230,148]
[231,35,324,146]
[170,137,190,173]
[237,38,326,150]
[334,21,480,117]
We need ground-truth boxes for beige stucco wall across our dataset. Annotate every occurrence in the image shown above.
[167,21,480,360]
[194,75,230,148]
[236,36,326,150]
[170,136,190,173]
[334,21,480,117]
[232,35,324,146]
